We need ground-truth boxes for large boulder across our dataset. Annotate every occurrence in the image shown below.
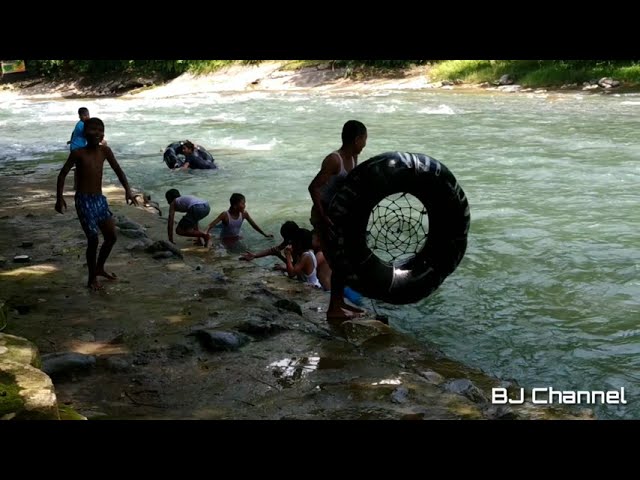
[0,333,59,420]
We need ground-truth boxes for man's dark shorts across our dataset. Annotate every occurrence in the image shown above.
[178,202,210,230]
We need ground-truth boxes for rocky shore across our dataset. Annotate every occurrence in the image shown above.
[1,61,632,100]
[0,168,593,420]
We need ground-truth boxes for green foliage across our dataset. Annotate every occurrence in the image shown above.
[17,60,640,88]
[186,60,237,75]
[430,60,640,87]
[0,372,24,417]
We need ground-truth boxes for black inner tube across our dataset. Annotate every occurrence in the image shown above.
[326,151,470,305]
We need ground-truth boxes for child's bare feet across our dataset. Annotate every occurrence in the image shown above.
[88,278,104,291]
[326,307,357,325]
[341,302,365,315]
[96,269,117,280]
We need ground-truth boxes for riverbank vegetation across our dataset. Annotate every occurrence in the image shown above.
[5,60,640,89]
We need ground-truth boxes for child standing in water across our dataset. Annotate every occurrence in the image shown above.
[67,107,90,151]
[284,228,322,289]
[206,193,273,246]
[55,117,138,291]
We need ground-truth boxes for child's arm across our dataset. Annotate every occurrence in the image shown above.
[284,247,311,278]
[243,211,273,238]
[104,146,138,206]
[167,201,177,243]
[240,242,287,262]
[206,212,226,234]
[55,151,78,213]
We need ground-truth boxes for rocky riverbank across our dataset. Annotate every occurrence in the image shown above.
[0,167,594,420]
[1,61,632,100]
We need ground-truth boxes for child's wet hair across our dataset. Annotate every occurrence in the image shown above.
[341,120,367,144]
[165,188,181,204]
[85,117,104,129]
[78,107,89,115]
[183,140,195,150]
[230,193,245,206]
[294,228,313,251]
[280,221,299,244]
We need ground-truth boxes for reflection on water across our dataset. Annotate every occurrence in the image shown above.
[268,356,320,388]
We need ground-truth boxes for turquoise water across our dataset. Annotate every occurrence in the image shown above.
[1,88,639,418]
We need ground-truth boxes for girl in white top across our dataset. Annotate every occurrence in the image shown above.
[284,228,322,289]
[206,193,273,245]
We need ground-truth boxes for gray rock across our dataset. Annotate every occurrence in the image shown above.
[0,333,41,368]
[498,74,514,85]
[118,228,149,239]
[145,240,183,259]
[0,360,59,419]
[237,318,285,338]
[168,343,194,359]
[152,251,174,259]
[199,287,228,298]
[41,352,96,380]
[211,272,231,283]
[420,370,445,385]
[77,333,95,342]
[484,405,518,420]
[187,329,250,352]
[443,379,488,404]
[104,356,131,372]
[114,215,144,231]
[598,77,621,88]
[126,238,154,251]
[341,319,392,346]
[391,386,410,404]
[274,299,302,316]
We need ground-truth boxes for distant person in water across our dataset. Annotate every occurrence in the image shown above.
[55,117,138,291]
[206,193,273,247]
[176,140,218,170]
[67,107,90,152]
[165,189,212,246]
[308,119,368,323]
[66,107,107,190]
[67,107,90,190]
[240,220,299,263]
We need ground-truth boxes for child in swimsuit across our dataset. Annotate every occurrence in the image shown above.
[206,193,273,248]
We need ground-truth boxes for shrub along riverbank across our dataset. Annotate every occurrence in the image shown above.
[3,60,639,90]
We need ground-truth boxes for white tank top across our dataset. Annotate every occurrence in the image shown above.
[221,210,244,237]
[320,151,354,207]
[299,250,322,288]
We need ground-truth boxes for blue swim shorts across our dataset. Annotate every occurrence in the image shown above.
[74,192,113,238]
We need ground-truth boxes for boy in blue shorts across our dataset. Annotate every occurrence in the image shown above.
[56,117,138,290]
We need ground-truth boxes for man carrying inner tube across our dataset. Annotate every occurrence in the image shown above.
[308,119,368,324]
